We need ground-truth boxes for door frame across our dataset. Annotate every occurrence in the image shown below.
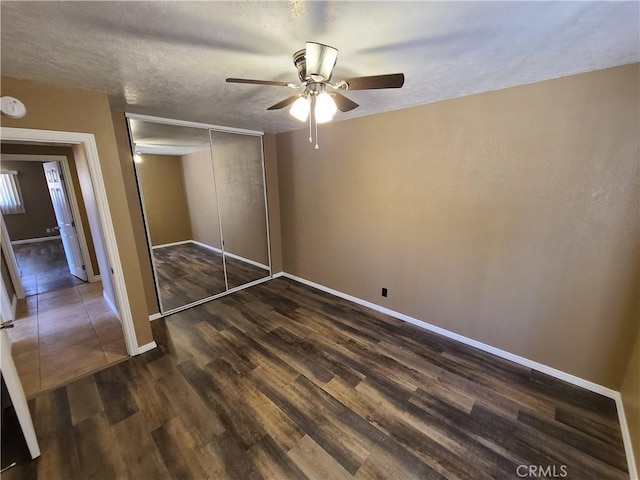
[0,216,25,300]
[1,127,141,356]
[1,153,98,282]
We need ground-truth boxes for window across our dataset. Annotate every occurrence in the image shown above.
[0,170,25,214]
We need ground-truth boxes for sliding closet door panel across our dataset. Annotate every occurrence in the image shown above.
[128,118,225,312]
[210,131,270,289]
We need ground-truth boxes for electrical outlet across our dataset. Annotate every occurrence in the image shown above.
[381,287,388,297]
[46,228,51,233]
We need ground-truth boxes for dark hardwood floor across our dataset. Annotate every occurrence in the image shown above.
[153,243,270,311]
[4,278,629,479]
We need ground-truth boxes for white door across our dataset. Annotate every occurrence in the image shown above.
[43,162,87,281]
[0,325,41,464]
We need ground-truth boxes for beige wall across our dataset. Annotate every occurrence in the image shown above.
[621,330,640,470]
[1,76,154,347]
[110,112,159,316]
[0,144,99,274]
[212,134,269,266]
[0,159,58,241]
[276,64,639,389]
[181,148,221,249]
[136,154,192,246]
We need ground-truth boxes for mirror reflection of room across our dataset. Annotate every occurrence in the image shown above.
[210,131,270,289]
[132,123,225,312]
[129,118,271,314]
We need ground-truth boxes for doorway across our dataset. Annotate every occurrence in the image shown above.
[2,152,99,289]
[0,127,146,394]
[0,140,132,395]
[1,128,144,356]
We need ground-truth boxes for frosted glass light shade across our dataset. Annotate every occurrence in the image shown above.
[289,96,310,121]
[315,92,337,124]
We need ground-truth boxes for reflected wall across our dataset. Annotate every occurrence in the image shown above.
[128,116,271,314]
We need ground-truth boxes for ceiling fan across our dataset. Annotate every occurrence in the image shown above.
[226,41,405,148]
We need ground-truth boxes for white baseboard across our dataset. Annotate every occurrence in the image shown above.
[192,240,270,270]
[271,271,285,279]
[151,240,191,249]
[615,393,639,480]
[137,341,157,354]
[102,290,119,319]
[11,235,61,245]
[149,312,162,321]
[280,273,620,397]
[279,272,637,475]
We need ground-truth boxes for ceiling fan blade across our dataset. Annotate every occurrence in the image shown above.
[226,78,292,87]
[331,93,359,112]
[342,73,405,90]
[267,95,300,110]
[305,41,338,81]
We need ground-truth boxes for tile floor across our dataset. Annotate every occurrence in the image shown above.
[9,281,128,397]
[8,238,129,397]
[13,239,85,297]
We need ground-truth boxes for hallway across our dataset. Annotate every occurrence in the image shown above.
[9,281,128,397]
[8,239,128,396]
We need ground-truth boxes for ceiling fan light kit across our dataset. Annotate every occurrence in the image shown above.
[227,41,405,149]
[289,96,310,122]
[315,92,337,123]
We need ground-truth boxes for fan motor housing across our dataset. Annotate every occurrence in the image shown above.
[293,49,307,82]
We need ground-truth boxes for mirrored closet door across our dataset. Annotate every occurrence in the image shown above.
[210,131,270,289]
[127,115,271,314]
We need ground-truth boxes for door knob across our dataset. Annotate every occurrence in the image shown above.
[0,321,15,330]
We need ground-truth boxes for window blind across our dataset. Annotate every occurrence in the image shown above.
[0,170,26,215]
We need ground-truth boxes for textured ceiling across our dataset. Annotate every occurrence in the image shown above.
[1,1,638,134]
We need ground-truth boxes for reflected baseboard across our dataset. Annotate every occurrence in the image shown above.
[151,240,192,249]
[151,239,270,271]
[190,240,270,270]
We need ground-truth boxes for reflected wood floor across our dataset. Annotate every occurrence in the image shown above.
[4,278,629,479]
[153,242,270,311]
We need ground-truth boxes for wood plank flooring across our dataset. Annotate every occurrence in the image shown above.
[3,278,629,479]
[153,243,270,311]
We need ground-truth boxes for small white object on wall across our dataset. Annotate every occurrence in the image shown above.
[0,96,27,118]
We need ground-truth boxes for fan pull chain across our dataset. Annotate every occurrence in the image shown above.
[315,117,319,150]
[309,107,312,144]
